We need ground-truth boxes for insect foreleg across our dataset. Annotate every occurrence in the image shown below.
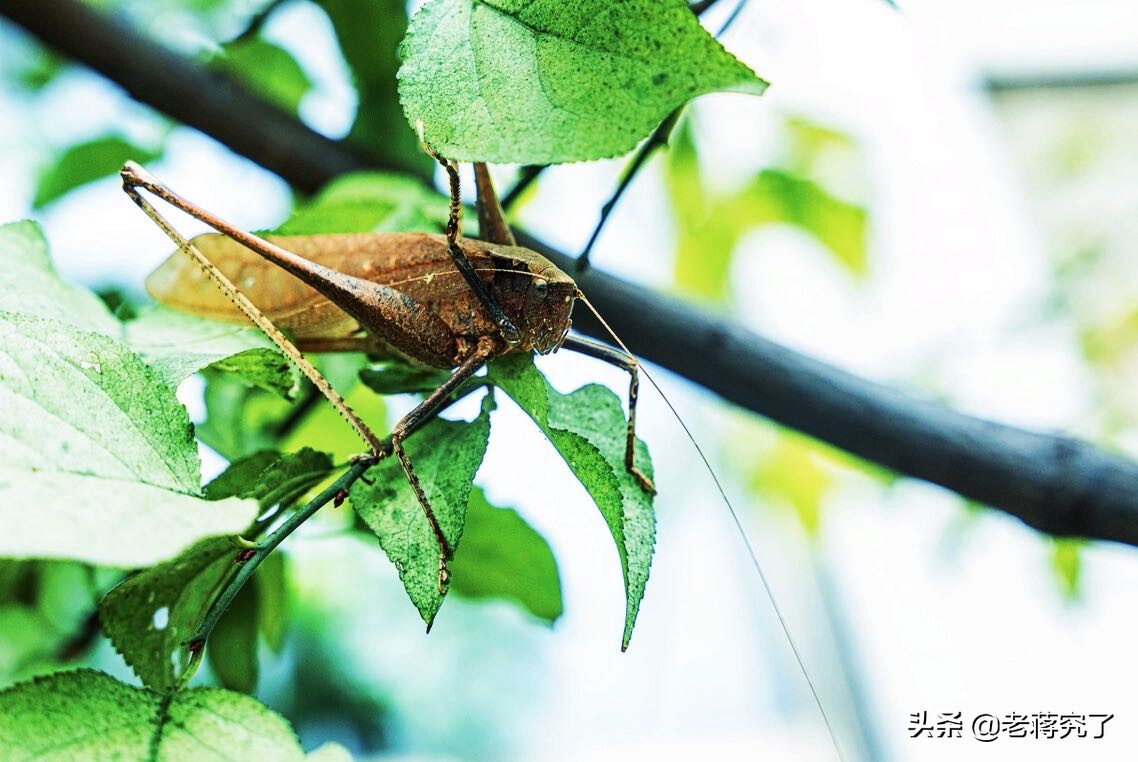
[391,337,497,593]
[423,148,522,345]
[561,336,656,495]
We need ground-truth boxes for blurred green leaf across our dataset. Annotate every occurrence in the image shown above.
[450,488,563,623]
[749,434,832,536]
[668,125,868,301]
[256,552,289,652]
[100,536,241,692]
[0,669,329,758]
[1051,538,1083,601]
[277,171,449,235]
[214,38,312,113]
[208,571,260,693]
[34,135,160,209]
[398,0,766,164]
[488,354,654,650]
[350,393,494,627]
[317,0,427,175]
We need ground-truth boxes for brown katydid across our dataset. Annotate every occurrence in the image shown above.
[119,154,655,594]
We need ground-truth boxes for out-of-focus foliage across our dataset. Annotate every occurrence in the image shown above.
[34,135,162,209]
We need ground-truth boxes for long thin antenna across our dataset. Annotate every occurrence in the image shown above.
[575,293,846,762]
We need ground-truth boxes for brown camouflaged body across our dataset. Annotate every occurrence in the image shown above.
[146,231,577,369]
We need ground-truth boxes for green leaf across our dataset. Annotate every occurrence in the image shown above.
[205,448,334,507]
[351,393,494,627]
[487,354,654,649]
[398,0,767,164]
[449,488,562,623]
[317,0,428,175]
[256,552,289,652]
[0,314,256,567]
[1051,538,1083,601]
[100,536,241,692]
[277,171,449,235]
[214,38,312,114]
[0,669,323,759]
[34,136,161,209]
[0,221,117,336]
[208,573,260,693]
[124,306,298,395]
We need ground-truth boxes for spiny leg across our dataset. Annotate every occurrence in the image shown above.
[391,338,496,593]
[561,336,656,495]
[420,145,521,344]
[120,163,384,457]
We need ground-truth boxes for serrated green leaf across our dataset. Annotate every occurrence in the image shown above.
[449,487,562,623]
[208,573,260,693]
[0,313,256,566]
[34,136,161,209]
[205,448,335,508]
[100,536,241,692]
[277,172,449,235]
[124,305,298,395]
[398,0,767,164]
[317,0,428,175]
[351,393,493,627]
[0,221,117,335]
[0,669,316,760]
[487,354,654,649]
[214,38,312,114]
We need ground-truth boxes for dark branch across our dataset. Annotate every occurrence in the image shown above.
[985,69,1138,93]
[6,0,1138,548]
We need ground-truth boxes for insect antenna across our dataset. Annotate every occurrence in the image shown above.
[574,292,846,762]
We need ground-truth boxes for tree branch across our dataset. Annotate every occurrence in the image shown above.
[6,0,1138,547]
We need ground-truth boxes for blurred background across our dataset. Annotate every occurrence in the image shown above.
[2,0,1138,760]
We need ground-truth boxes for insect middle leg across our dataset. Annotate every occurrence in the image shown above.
[561,336,656,495]
[391,338,496,592]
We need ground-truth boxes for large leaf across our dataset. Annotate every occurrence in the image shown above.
[351,393,494,627]
[487,354,654,649]
[398,0,767,163]
[0,314,255,566]
[449,487,562,623]
[0,221,117,335]
[0,669,348,759]
[34,135,161,209]
[100,537,240,693]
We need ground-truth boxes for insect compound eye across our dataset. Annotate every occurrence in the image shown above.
[528,277,549,300]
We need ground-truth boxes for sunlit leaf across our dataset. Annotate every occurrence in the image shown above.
[277,172,448,235]
[450,487,563,623]
[0,314,255,566]
[1051,538,1083,601]
[488,354,654,649]
[399,0,767,163]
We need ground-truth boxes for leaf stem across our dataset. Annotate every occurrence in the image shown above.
[184,458,375,658]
